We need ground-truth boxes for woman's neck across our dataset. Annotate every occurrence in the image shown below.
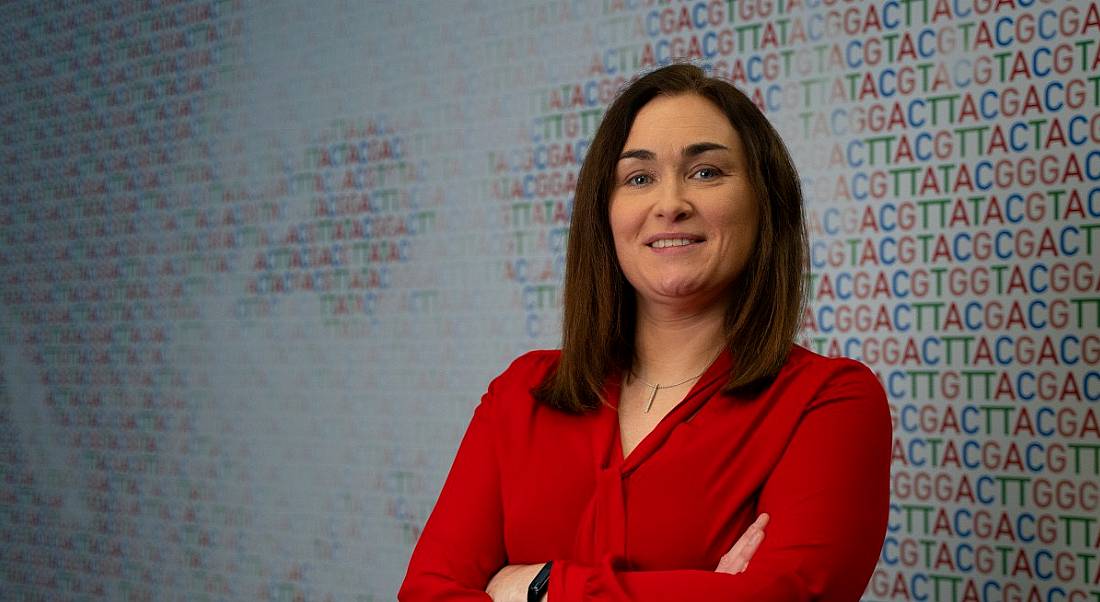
[631,299,727,384]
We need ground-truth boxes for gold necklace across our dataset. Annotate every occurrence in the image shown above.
[630,348,723,413]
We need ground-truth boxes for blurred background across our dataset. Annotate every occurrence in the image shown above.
[2,0,1098,600]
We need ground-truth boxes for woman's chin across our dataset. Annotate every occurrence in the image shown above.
[640,282,715,307]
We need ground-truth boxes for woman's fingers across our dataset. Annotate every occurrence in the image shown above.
[715,513,770,575]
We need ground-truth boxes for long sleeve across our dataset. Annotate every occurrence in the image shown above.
[546,360,892,601]
[397,382,505,601]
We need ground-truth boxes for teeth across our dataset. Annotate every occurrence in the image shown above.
[650,238,697,249]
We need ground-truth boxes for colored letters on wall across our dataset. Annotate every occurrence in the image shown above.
[0,1,1097,599]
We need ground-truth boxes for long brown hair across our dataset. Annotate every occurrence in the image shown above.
[533,63,806,413]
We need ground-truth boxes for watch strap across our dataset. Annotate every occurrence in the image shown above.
[527,561,552,602]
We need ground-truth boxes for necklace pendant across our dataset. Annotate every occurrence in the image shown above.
[644,384,659,413]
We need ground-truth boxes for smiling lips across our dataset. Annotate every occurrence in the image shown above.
[645,234,705,249]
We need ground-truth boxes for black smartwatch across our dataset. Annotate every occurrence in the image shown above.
[527,561,552,602]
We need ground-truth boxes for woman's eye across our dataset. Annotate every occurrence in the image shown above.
[627,174,651,186]
[693,167,721,180]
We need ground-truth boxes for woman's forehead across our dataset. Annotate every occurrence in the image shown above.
[621,95,743,158]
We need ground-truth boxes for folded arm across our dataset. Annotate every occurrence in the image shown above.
[398,391,503,601]
[400,361,891,601]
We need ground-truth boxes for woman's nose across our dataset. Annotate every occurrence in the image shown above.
[653,179,693,222]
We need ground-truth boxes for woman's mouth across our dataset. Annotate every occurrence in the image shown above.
[648,238,700,249]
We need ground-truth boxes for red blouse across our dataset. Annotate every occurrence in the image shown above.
[398,345,891,601]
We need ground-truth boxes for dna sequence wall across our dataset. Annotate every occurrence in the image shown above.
[1,0,1098,600]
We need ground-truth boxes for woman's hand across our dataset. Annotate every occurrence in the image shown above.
[715,513,770,574]
[486,563,545,602]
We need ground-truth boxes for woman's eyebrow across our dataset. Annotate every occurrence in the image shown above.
[683,142,729,157]
[618,148,655,161]
[617,142,730,162]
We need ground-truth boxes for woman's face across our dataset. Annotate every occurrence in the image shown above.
[609,93,759,314]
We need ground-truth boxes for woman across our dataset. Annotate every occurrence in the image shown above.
[399,64,891,601]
